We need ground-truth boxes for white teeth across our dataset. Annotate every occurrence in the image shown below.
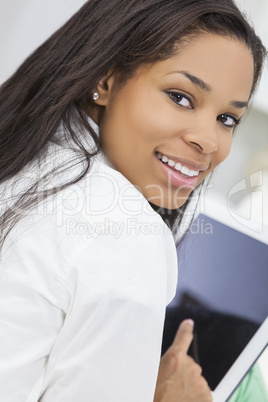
[168,159,175,167]
[181,166,189,175]
[162,155,168,163]
[175,163,182,171]
[158,152,199,177]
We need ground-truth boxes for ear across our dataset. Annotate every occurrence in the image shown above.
[93,69,117,106]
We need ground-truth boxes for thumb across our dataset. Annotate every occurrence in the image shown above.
[172,319,195,355]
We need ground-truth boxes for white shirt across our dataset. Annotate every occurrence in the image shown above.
[0,122,178,401]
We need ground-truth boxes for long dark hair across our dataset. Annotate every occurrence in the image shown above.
[0,0,266,249]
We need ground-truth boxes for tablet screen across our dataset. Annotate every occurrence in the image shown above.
[162,214,268,394]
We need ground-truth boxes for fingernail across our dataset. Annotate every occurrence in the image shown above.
[185,319,194,327]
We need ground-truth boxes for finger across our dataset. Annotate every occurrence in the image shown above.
[172,319,194,354]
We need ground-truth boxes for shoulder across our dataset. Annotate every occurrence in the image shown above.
[60,154,168,229]
[2,152,172,259]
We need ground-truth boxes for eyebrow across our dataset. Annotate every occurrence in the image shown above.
[230,100,248,109]
[168,70,211,92]
[167,70,249,108]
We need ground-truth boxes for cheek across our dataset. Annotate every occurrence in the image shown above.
[216,134,233,166]
[113,86,176,144]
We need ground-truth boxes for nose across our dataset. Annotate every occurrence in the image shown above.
[182,118,219,154]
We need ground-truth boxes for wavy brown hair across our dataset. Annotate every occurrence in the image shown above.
[0,0,266,249]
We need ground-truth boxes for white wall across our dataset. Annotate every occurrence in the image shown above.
[0,0,86,83]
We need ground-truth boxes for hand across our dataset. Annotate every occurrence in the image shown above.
[154,319,213,402]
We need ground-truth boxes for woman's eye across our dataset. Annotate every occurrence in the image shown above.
[218,114,240,128]
[168,92,193,109]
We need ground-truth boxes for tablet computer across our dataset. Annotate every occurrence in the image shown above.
[162,214,268,401]
[212,317,268,401]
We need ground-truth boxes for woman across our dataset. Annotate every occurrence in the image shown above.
[0,1,266,401]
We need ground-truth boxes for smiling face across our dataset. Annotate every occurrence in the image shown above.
[94,33,254,209]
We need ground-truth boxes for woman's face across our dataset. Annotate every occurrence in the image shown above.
[95,33,254,209]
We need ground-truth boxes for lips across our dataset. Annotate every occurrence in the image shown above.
[156,152,208,178]
[155,151,209,190]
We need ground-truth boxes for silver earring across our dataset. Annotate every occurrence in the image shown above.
[93,92,99,101]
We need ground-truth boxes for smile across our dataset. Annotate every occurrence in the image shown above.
[156,152,199,178]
